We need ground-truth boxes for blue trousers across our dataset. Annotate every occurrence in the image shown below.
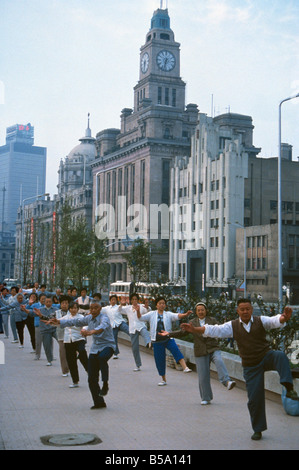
[243,350,293,432]
[153,338,184,377]
[113,321,130,355]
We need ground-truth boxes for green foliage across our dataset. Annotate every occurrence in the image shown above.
[123,238,154,282]
[54,202,109,291]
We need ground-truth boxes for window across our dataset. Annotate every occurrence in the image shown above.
[158,87,162,104]
[172,89,176,107]
[165,88,169,106]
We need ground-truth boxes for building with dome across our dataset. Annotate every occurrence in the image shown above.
[14,117,96,285]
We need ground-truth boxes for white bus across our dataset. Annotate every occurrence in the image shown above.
[109,280,186,301]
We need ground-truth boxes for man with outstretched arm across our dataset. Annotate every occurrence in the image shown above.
[181,298,298,441]
[47,303,115,409]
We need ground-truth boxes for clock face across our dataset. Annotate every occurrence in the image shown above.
[156,50,176,72]
[141,52,149,73]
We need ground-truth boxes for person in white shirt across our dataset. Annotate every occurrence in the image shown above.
[101,295,130,359]
[62,302,89,388]
[181,298,298,441]
[137,296,192,386]
[120,293,151,371]
[76,288,91,315]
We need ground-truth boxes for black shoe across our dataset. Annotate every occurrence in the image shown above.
[99,382,109,396]
[90,403,107,409]
[251,432,262,441]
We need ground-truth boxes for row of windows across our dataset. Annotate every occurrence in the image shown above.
[209,262,225,279]
[158,87,176,107]
[269,201,299,212]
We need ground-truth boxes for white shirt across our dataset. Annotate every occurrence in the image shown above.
[120,304,147,334]
[76,296,91,314]
[203,314,284,338]
[101,304,127,328]
[62,312,86,343]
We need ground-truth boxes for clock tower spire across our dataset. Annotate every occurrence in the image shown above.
[134,6,185,113]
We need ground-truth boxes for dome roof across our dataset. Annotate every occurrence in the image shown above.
[67,114,96,162]
[68,140,96,161]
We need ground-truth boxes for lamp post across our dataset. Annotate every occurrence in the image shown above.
[278,93,299,303]
[20,192,49,286]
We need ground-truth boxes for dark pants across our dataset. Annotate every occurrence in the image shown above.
[65,340,88,384]
[88,347,114,406]
[243,350,293,432]
[25,316,36,350]
[16,320,26,345]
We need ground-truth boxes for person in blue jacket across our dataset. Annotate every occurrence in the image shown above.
[0,293,28,348]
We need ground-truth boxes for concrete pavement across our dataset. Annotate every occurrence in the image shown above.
[0,329,298,451]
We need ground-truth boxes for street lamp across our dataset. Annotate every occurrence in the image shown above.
[278,93,299,303]
[20,192,49,286]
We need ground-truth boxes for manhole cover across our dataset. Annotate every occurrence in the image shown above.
[40,433,102,447]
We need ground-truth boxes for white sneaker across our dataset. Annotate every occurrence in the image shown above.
[158,380,167,386]
[69,383,79,388]
[46,362,52,366]
[183,367,192,373]
[62,373,69,377]
[201,400,210,405]
[19,345,24,348]
[113,354,119,359]
[11,340,18,343]
[227,380,236,390]
[133,366,141,372]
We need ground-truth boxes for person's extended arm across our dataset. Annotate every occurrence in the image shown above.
[177,310,193,320]
[180,321,233,338]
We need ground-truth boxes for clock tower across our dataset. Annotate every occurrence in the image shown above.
[92,6,198,281]
[134,7,186,114]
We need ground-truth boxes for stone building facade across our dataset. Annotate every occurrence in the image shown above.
[92,8,198,282]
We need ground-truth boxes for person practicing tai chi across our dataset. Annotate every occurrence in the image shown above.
[181,298,298,441]
[47,302,115,409]
[164,302,236,405]
[137,296,192,386]
[119,293,152,371]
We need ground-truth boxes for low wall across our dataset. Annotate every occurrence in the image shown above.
[118,332,299,403]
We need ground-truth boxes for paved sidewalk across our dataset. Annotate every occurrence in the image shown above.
[0,330,298,451]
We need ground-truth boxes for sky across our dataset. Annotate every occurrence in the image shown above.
[1,0,299,196]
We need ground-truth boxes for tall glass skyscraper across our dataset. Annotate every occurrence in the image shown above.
[0,123,47,234]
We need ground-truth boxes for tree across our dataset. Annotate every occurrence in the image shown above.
[123,238,153,282]
[86,234,110,294]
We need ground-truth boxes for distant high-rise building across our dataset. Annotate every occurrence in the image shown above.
[0,123,47,233]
